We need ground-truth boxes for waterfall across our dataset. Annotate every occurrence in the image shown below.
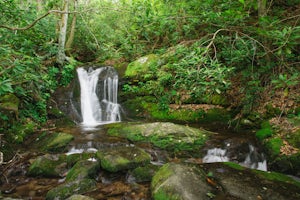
[77,66,121,127]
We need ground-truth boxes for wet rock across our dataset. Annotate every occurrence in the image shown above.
[66,159,100,182]
[45,179,97,200]
[96,145,151,172]
[28,154,67,177]
[66,194,95,200]
[207,162,300,200]
[107,122,213,153]
[151,162,211,200]
[66,152,96,167]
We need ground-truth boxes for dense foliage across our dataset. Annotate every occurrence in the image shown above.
[0,0,299,141]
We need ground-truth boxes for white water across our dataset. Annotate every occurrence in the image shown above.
[203,144,267,171]
[77,67,121,127]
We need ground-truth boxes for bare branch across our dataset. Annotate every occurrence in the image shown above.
[0,10,76,31]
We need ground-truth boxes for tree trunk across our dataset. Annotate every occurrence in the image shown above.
[65,0,77,56]
[57,0,69,65]
[36,0,43,12]
[258,0,267,18]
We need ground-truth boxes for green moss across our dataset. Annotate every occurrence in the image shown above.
[66,160,100,182]
[131,165,160,182]
[209,94,229,106]
[43,132,74,152]
[265,138,283,157]
[45,179,97,200]
[151,163,172,188]
[125,54,160,79]
[224,162,245,170]
[153,188,181,200]
[255,170,300,188]
[28,154,67,177]
[96,146,151,172]
[66,153,95,167]
[0,93,19,112]
[256,128,273,141]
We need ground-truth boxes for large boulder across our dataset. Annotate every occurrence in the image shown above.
[151,162,300,200]
[151,163,211,200]
[96,145,151,172]
[107,122,213,153]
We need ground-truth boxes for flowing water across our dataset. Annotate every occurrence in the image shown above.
[76,67,121,129]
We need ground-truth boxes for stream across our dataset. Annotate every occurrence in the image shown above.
[0,66,292,199]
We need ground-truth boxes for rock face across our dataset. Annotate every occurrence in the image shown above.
[96,145,151,172]
[151,162,300,200]
[107,122,213,153]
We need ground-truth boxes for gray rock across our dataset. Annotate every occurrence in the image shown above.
[96,145,151,172]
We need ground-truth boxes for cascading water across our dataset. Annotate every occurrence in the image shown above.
[76,66,121,127]
[203,144,267,171]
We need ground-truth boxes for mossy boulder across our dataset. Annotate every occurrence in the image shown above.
[66,160,100,182]
[96,145,151,172]
[151,163,211,200]
[107,122,213,153]
[125,54,160,79]
[28,154,67,177]
[151,162,300,200]
[38,132,74,153]
[45,179,97,200]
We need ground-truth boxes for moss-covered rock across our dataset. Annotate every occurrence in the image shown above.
[151,163,210,200]
[66,152,96,167]
[45,179,97,200]
[96,145,151,172]
[125,54,160,79]
[129,164,160,182]
[107,122,213,153]
[38,132,74,153]
[66,160,100,182]
[28,154,67,177]
[151,162,300,200]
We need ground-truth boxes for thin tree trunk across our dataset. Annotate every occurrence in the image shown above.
[36,0,43,12]
[57,0,69,65]
[65,0,77,55]
[258,0,267,18]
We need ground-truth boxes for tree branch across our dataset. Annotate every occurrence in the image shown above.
[0,10,75,31]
